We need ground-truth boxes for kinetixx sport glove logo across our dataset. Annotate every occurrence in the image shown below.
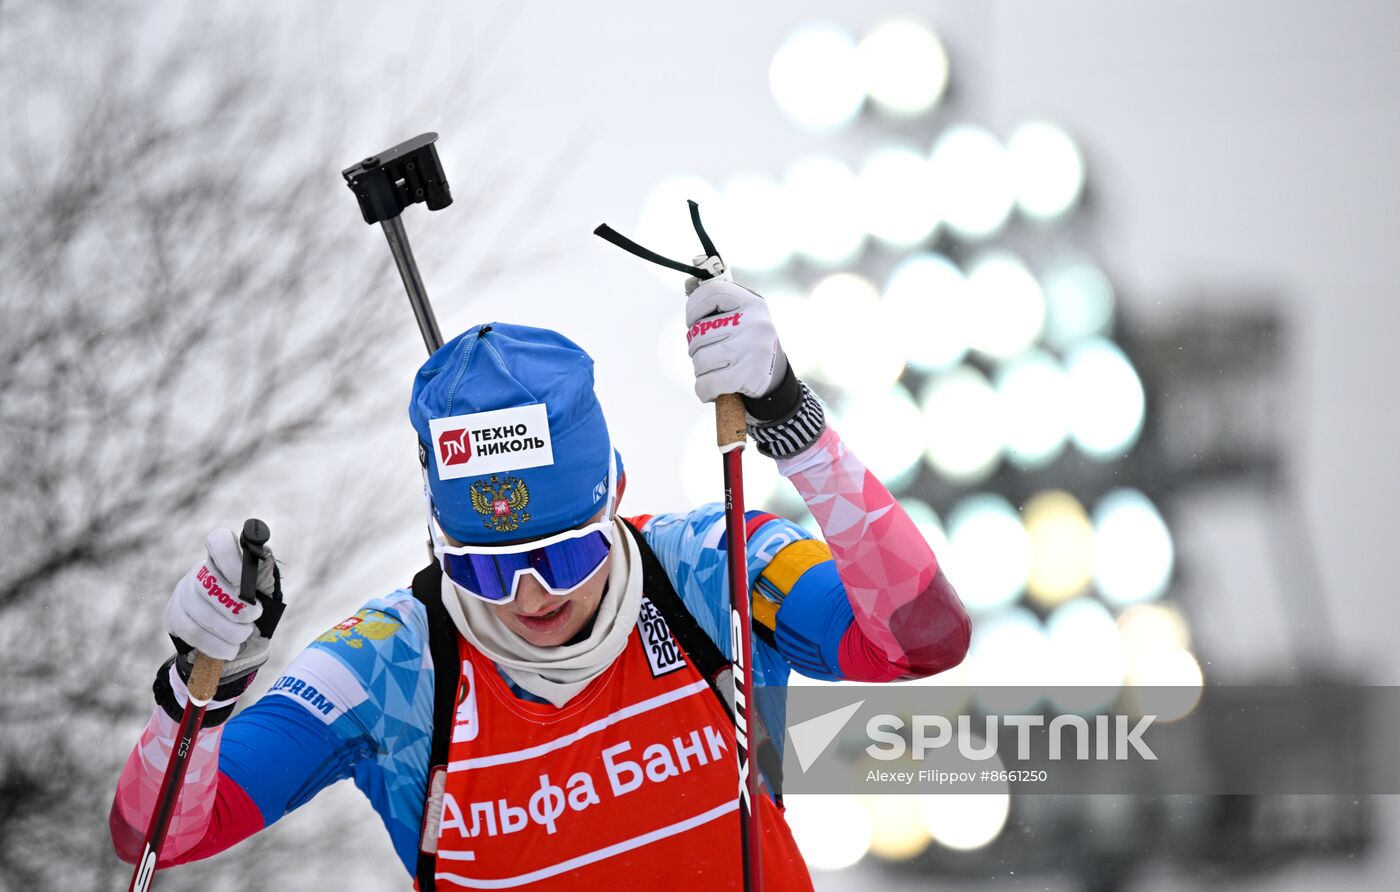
[197,565,246,615]
[686,312,743,344]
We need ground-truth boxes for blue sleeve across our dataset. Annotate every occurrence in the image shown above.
[638,506,857,683]
[220,695,369,821]
[220,591,436,878]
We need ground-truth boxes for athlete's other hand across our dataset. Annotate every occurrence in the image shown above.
[164,529,277,678]
[684,278,788,404]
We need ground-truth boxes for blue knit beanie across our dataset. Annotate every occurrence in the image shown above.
[409,323,620,544]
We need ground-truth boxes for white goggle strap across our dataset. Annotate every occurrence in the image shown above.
[604,437,618,521]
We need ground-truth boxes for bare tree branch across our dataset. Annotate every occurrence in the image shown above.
[0,6,551,889]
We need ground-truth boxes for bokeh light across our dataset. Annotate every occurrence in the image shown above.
[1041,256,1116,350]
[721,174,795,273]
[920,366,1004,483]
[1064,338,1145,459]
[807,273,905,391]
[882,253,970,372]
[928,125,1014,240]
[1045,597,1127,712]
[785,156,866,267]
[856,146,940,248]
[768,23,865,131]
[1117,602,1191,655]
[833,385,925,485]
[945,494,1029,612]
[919,757,1011,850]
[865,796,933,861]
[1007,120,1086,221]
[995,349,1069,469]
[857,19,949,118]
[785,794,874,870]
[1128,640,1200,687]
[1023,490,1094,608]
[969,606,1049,713]
[1125,649,1204,721]
[1120,603,1203,720]
[1092,488,1174,606]
[964,251,1046,360]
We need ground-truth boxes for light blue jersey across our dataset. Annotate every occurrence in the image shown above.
[220,506,850,877]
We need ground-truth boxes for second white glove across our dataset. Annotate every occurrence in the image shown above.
[685,278,788,404]
[164,529,271,665]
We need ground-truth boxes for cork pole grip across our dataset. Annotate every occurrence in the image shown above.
[715,393,747,449]
[186,653,226,705]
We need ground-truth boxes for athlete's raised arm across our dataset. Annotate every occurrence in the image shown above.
[659,278,972,684]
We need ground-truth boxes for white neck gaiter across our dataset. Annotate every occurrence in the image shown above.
[439,517,643,708]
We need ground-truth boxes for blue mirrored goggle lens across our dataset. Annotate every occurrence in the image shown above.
[441,530,612,602]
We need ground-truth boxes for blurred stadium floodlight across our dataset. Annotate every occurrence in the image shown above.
[997,350,1071,470]
[929,124,1015,240]
[1007,120,1087,222]
[785,156,867,267]
[884,253,970,372]
[1023,489,1094,607]
[857,19,950,119]
[857,146,941,249]
[659,15,1368,885]
[768,22,865,131]
[963,250,1047,360]
[1091,488,1174,607]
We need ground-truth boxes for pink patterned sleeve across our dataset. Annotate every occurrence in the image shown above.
[776,425,971,681]
[110,706,224,864]
[110,671,264,867]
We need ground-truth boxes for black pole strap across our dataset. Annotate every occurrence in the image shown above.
[687,200,719,260]
[592,224,715,279]
[593,200,724,281]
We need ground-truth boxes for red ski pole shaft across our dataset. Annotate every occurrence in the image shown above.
[127,519,268,892]
[127,654,223,892]
[588,202,760,885]
[716,393,762,891]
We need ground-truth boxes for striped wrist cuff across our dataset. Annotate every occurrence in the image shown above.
[153,655,256,727]
[748,381,826,459]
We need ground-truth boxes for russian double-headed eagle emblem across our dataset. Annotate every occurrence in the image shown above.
[316,609,403,648]
[469,474,531,532]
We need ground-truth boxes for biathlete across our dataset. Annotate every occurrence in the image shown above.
[110,278,972,889]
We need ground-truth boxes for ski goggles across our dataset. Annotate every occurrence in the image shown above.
[425,448,618,604]
[431,517,614,604]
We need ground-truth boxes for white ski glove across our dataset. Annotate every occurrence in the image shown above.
[154,529,282,725]
[685,278,788,404]
[164,529,277,673]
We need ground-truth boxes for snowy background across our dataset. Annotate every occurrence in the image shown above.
[3,0,1398,889]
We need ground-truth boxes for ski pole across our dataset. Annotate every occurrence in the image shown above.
[716,390,762,892]
[594,204,763,890]
[128,519,271,892]
[342,132,454,355]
